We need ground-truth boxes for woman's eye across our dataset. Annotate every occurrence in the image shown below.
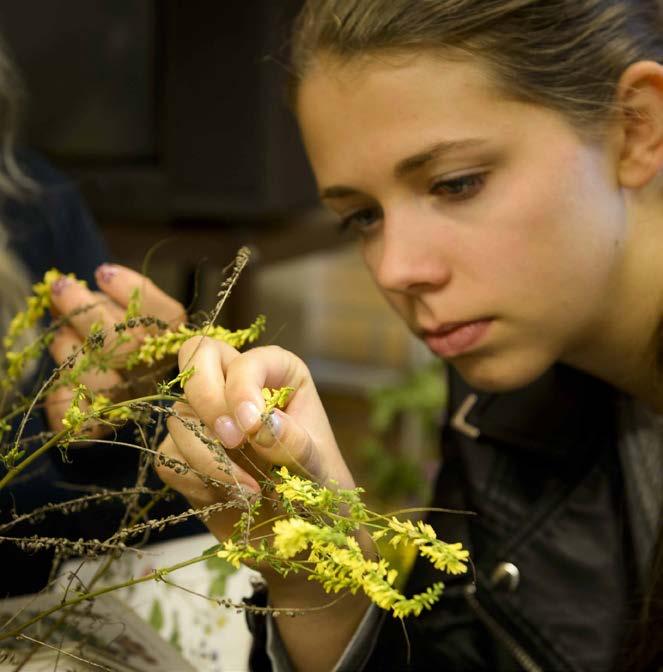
[338,207,381,235]
[430,173,486,200]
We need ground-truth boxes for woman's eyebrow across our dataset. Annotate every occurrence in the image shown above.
[319,138,488,200]
[394,138,488,178]
[319,185,359,200]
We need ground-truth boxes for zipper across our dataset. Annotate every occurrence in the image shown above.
[464,584,544,672]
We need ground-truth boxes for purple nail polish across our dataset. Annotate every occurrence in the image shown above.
[51,276,72,295]
[96,263,118,284]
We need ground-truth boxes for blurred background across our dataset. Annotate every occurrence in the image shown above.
[0,0,443,508]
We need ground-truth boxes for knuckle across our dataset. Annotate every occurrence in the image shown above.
[181,334,218,355]
[265,344,308,372]
[190,389,220,419]
[260,344,289,360]
[178,335,208,367]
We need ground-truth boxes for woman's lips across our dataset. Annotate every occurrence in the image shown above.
[422,319,493,358]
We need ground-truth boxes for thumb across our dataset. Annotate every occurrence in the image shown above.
[246,408,324,482]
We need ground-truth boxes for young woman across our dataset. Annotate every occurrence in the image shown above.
[156,1,663,670]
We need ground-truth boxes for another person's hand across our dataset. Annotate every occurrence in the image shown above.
[155,336,355,542]
[45,263,186,434]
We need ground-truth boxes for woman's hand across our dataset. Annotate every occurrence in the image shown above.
[44,263,186,433]
[155,336,355,540]
[158,337,371,672]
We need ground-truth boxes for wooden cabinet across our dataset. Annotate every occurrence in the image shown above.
[0,0,316,222]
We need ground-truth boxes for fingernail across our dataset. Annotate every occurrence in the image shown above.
[51,276,72,295]
[96,263,118,284]
[235,401,261,432]
[254,412,282,448]
[214,415,244,448]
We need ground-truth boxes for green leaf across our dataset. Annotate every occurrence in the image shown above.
[169,613,181,651]
[206,554,238,597]
[203,543,224,556]
[147,598,164,632]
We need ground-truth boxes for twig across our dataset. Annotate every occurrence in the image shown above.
[15,633,114,671]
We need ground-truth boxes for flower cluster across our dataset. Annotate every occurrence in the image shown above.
[274,466,368,526]
[60,386,141,440]
[377,518,469,575]
[124,316,266,369]
[216,466,469,619]
[61,384,89,433]
[263,386,295,413]
[3,269,82,350]
[1,270,86,387]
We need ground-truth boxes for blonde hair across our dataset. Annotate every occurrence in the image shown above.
[0,32,38,357]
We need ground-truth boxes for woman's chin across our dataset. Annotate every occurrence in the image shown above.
[450,350,553,393]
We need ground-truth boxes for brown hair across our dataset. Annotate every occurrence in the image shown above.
[290,0,663,138]
[290,1,663,669]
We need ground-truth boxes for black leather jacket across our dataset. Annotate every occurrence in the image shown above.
[249,364,638,671]
[365,364,633,671]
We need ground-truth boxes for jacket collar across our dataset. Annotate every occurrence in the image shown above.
[447,364,617,459]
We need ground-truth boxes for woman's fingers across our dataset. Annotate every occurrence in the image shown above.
[45,325,125,432]
[50,265,185,363]
[221,346,350,486]
[92,291,125,324]
[171,338,353,492]
[44,385,76,433]
[48,325,123,392]
[177,336,240,434]
[155,433,252,540]
[95,263,186,328]
[155,433,219,507]
[162,401,260,494]
[244,407,323,481]
[48,324,84,367]
[50,278,126,348]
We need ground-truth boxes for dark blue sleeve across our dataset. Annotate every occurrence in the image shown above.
[2,151,126,480]
[3,150,109,286]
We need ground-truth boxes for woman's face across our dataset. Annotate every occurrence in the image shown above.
[297,53,628,392]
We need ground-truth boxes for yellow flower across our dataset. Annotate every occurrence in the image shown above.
[262,386,294,413]
[3,269,85,349]
[61,385,89,433]
[126,315,266,369]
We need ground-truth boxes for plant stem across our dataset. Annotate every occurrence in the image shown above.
[0,394,180,491]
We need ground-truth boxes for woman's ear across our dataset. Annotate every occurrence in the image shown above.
[616,61,663,189]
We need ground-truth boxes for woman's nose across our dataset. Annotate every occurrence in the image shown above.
[372,216,452,294]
